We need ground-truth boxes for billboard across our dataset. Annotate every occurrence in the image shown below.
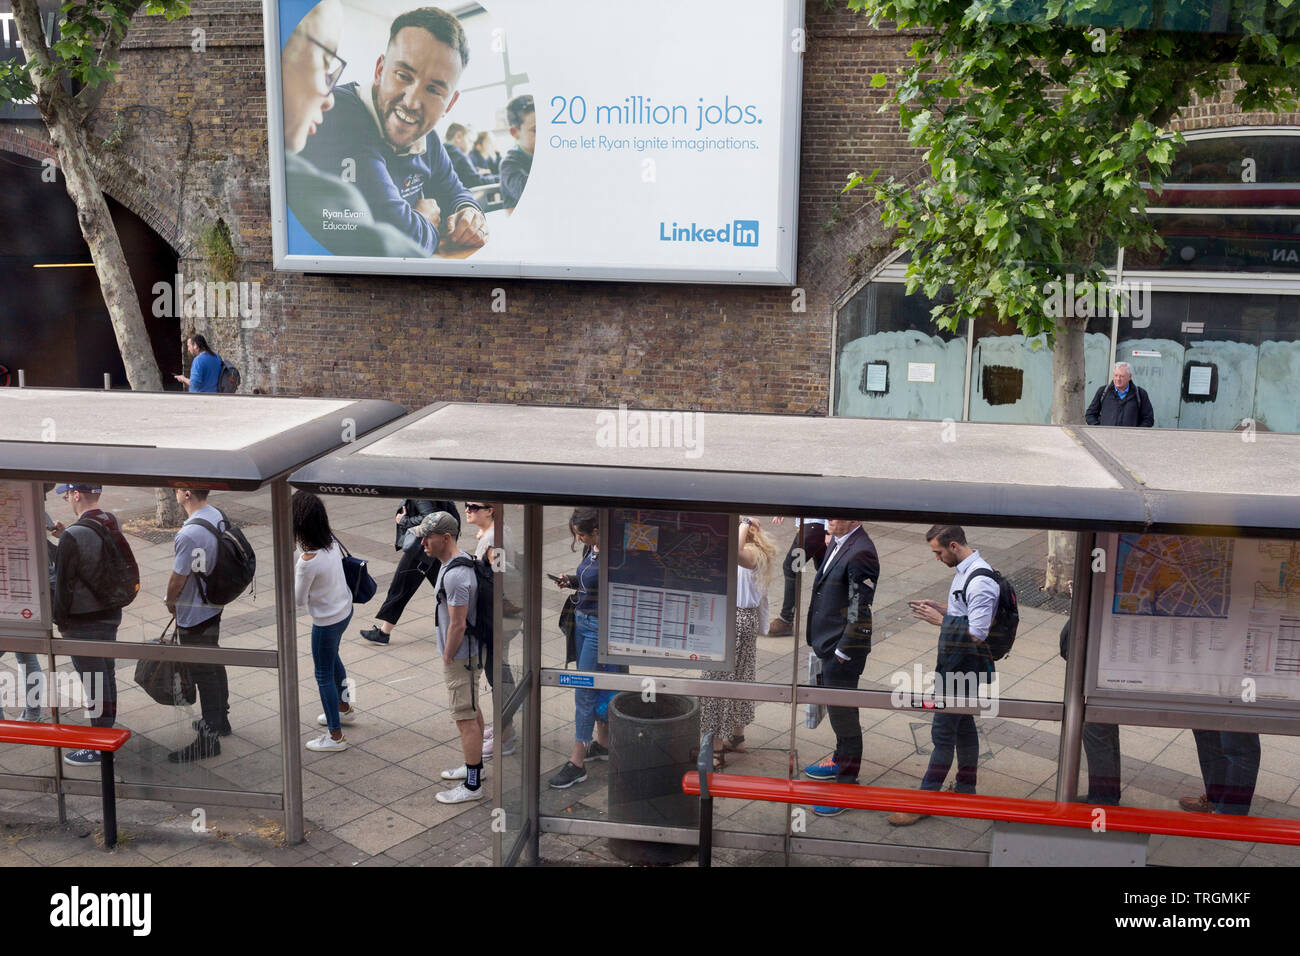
[264,0,804,283]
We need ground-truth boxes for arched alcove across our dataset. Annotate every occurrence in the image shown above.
[0,148,181,388]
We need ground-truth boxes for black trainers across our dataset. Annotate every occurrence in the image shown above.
[192,717,233,737]
[360,626,390,645]
[168,728,221,763]
[548,761,588,789]
[585,741,609,762]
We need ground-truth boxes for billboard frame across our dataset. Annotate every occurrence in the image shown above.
[262,0,804,285]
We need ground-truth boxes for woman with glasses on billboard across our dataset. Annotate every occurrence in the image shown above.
[279,0,423,258]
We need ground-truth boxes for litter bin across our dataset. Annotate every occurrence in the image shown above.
[607,691,700,865]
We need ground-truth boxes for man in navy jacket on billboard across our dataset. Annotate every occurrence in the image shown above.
[302,6,488,256]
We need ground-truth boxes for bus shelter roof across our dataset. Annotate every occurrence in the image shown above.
[289,402,1300,536]
[0,388,406,490]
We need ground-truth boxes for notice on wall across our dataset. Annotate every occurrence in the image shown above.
[266,0,802,283]
[907,362,936,383]
[601,509,735,669]
[1096,533,1300,701]
[0,482,43,628]
[1187,365,1213,396]
[864,363,888,393]
[1131,349,1162,358]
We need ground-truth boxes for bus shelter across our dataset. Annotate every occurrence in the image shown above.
[0,388,404,843]
[292,401,1300,867]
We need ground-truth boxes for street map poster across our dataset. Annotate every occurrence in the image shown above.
[1095,532,1300,701]
[0,481,44,630]
[265,0,803,283]
[600,509,736,670]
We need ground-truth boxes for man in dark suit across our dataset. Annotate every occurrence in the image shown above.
[802,518,880,815]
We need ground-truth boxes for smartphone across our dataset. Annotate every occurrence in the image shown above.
[547,572,564,583]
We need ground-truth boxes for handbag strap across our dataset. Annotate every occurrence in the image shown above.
[160,614,177,645]
[332,535,353,559]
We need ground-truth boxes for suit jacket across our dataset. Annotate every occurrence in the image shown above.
[806,526,880,661]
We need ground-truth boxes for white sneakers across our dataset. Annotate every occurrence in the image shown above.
[441,764,468,780]
[306,732,348,752]
[482,725,516,759]
[435,782,485,804]
[316,707,358,726]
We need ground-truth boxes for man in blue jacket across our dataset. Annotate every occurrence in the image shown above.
[173,335,221,393]
[301,7,487,256]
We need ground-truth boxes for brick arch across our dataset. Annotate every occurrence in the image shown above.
[0,127,184,255]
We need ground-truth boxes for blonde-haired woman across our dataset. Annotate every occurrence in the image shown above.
[701,517,777,766]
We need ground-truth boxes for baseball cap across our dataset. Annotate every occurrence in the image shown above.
[413,511,459,538]
[54,483,102,495]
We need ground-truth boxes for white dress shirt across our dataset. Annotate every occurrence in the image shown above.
[948,550,999,642]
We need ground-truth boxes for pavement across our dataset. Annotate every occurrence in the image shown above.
[2,488,1299,867]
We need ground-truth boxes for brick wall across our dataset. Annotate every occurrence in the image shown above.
[7,1,1296,414]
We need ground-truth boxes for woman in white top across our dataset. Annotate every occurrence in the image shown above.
[292,491,355,753]
[700,517,777,768]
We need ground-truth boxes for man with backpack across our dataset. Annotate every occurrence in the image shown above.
[164,487,232,762]
[418,511,489,804]
[890,525,1007,826]
[51,483,139,766]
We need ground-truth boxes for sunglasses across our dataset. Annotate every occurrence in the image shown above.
[465,504,488,512]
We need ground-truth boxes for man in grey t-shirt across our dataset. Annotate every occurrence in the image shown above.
[419,511,486,804]
[164,488,230,762]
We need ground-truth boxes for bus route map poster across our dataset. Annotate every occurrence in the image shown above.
[600,509,735,670]
[0,482,43,630]
[1096,532,1300,701]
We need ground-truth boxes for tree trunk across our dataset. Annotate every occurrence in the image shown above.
[13,0,181,527]
[155,488,185,528]
[1045,315,1089,594]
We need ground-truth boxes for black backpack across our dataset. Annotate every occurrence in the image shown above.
[437,554,495,687]
[960,566,1019,661]
[217,359,240,393]
[73,512,140,611]
[188,509,256,605]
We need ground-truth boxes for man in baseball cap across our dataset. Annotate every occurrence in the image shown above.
[54,483,103,495]
[421,511,486,804]
[414,511,461,540]
[51,482,133,767]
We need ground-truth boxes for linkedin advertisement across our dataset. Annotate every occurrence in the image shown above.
[265,0,804,283]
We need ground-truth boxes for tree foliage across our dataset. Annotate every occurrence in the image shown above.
[0,0,188,118]
[844,0,1300,343]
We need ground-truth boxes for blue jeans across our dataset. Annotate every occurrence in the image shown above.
[1193,730,1260,816]
[2,651,43,715]
[61,612,121,729]
[922,712,979,793]
[574,611,620,744]
[312,610,353,734]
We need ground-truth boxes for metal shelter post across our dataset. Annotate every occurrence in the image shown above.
[272,478,304,844]
[524,504,543,864]
[1056,530,1096,801]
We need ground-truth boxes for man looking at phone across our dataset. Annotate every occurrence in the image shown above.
[301,6,487,255]
[889,525,997,826]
